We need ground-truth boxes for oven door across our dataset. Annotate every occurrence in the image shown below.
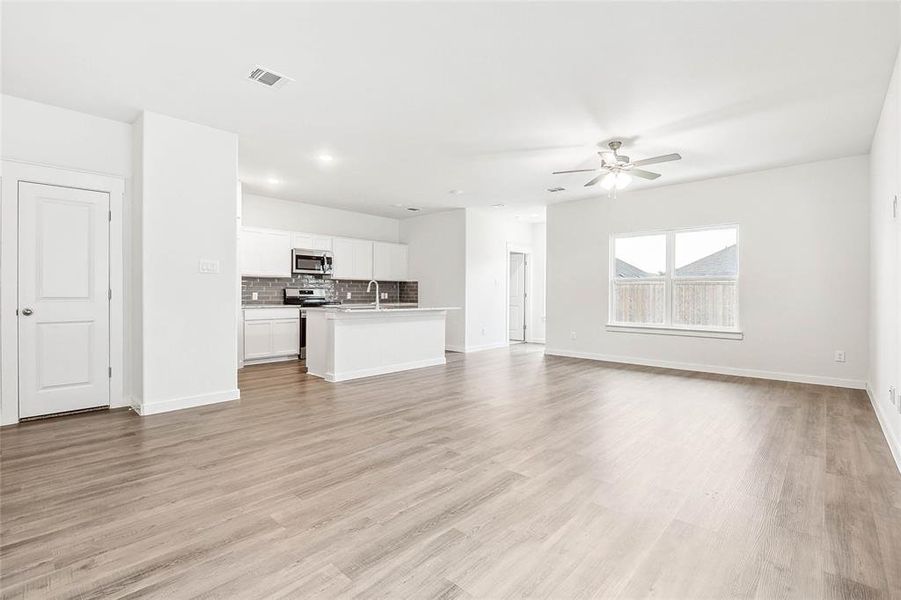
[292,249,332,275]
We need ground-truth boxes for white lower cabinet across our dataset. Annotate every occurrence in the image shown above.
[243,308,300,362]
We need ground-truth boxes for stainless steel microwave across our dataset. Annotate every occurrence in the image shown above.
[292,249,333,275]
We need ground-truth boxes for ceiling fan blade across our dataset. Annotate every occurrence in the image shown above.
[584,174,605,187]
[629,168,661,180]
[631,153,682,167]
[552,168,598,175]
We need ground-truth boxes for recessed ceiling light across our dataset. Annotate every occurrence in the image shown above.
[491,203,505,208]
[449,189,464,195]
[547,186,565,193]
[267,177,280,185]
[318,154,334,163]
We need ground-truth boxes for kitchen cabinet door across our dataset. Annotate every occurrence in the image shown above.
[291,233,333,252]
[352,239,373,280]
[332,238,372,280]
[331,237,355,279]
[271,319,300,355]
[373,242,408,281]
[244,320,274,359]
[390,243,408,281]
[241,228,291,277]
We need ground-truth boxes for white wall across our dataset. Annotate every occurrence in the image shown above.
[531,223,547,343]
[399,210,467,350]
[869,43,901,469]
[134,111,239,413]
[547,155,870,388]
[464,208,533,351]
[1,95,135,423]
[1,94,132,176]
[242,193,400,242]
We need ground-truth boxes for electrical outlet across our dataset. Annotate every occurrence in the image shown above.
[381,292,388,299]
[198,259,220,274]
[251,292,258,301]
[570,330,577,340]
[481,327,486,336]
[346,292,352,300]
[834,350,846,363]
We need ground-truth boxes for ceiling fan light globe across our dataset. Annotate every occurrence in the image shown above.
[601,172,618,190]
[615,172,632,190]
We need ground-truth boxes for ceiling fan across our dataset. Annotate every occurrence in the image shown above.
[553,141,682,193]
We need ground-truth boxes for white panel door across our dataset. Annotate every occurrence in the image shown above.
[18,182,110,418]
[509,253,526,341]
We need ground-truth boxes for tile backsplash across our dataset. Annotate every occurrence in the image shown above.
[242,275,418,306]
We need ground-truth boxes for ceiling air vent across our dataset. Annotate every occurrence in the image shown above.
[247,65,292,89]
[547,186,566,193]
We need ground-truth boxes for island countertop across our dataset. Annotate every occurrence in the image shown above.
[304,306,460,314]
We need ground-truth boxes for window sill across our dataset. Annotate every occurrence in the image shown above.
[605,324,744,340]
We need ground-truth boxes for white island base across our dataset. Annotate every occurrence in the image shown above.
[305,307,454,382]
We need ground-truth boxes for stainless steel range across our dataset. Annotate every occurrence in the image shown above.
[284,288,341,359]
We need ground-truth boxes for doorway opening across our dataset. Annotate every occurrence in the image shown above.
[508,251,527,343]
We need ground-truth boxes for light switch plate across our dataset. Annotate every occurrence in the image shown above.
[381,292,388,299]
[252,292,258,301]
[199,259,220,274]
[834,350,845,363]
[346,292,352,299]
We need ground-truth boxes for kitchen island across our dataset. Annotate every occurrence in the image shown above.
[305,306,458,382]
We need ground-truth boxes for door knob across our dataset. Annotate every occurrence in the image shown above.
[21,308,33,316]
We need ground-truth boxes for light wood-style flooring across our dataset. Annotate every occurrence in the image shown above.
[2,345,900,599]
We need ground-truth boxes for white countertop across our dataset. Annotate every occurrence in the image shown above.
[305,306,459,314]
[243,303,420,310]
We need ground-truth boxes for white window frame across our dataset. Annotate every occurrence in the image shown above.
[607,224,742,340]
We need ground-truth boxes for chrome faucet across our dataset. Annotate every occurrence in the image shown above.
[367,280,380,310]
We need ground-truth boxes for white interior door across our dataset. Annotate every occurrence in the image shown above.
[509,252,526,341]
[18,182,110,418]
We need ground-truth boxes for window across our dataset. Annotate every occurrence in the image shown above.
[610,225,739,336]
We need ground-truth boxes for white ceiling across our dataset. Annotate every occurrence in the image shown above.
[3,2,898,219]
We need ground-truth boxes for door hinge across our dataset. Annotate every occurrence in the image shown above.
[108,367,112,378]
[108,289,112,300]
[109,210,112,222]
[893,195,898,220]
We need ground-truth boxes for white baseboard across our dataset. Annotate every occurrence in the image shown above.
[446,342,510,353]
[544,348,866,390]
[463,341,510,353]
[320,357,446,382]
[241,355,299,366]
[133,388,241,416]
[866,383,901,476]
[527,337,546,344]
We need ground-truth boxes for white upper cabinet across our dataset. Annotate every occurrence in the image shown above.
[241,227,407,281]
[291,232,332,252]
[332,237,374,280]
[240,227,291,277]
[373,242,409,281]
